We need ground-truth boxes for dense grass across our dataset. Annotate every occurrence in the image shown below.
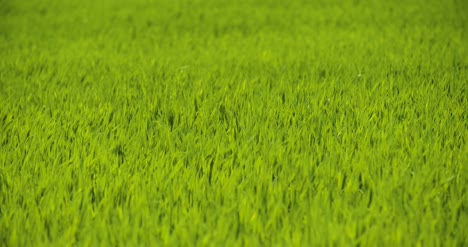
[1,0,467,246]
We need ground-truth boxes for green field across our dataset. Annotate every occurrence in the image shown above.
[1,0,467,246]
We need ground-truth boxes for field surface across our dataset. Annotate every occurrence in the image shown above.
[1,0,467,246]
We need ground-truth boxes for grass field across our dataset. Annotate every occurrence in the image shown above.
[1,0,467,246]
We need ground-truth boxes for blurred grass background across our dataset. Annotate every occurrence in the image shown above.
[1,0,467,246]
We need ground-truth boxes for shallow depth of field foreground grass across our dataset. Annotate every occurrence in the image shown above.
[1,0,467,246]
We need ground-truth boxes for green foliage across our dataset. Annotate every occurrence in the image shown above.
[1,0,467,246]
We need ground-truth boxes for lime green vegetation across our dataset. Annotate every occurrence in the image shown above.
[1,0,467,246]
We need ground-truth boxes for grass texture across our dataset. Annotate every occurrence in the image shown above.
[1,0,467,246]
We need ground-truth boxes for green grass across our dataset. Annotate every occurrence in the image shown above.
[1,0,467,246]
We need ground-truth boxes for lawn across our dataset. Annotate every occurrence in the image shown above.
[1,0,467,246]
